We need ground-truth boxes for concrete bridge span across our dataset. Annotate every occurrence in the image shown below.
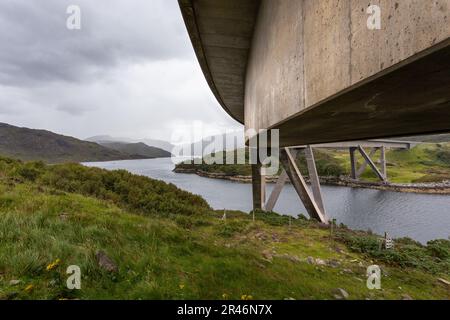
[179,0,450,221]
[179,0,450,146]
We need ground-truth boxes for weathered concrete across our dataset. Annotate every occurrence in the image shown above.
[380,146,386,178]
[280,148,327,222]
[304,146,325,215]
[265,147,326,217]
[245,0,450,145]
[302,0,351,108]
[265,169,288,212]
[245,0,304,131]
[357,146,387,182]
[265,149,299,212]
[349,147,358,179]
[251,161,265,210]
[180,0,449,221]
[296,139,416,150]
[179,0,260,123]
[356,148,378,178]
[180,0,450,146]
[350,0,450,84]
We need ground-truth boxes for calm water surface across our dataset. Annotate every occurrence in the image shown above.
[84,158,450,243]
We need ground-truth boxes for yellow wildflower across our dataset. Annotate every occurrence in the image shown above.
[222,293,229,300]
[46,258,61,271]
[241,294,253,300]
[24,284,34,293]
[179,284,185,290]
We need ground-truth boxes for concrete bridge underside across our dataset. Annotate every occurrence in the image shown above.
[179,0,450,221]
[180,0,450,146]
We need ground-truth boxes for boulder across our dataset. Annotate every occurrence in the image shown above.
[96,250,118,273]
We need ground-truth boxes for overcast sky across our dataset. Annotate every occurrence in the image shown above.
[0,0,242,143]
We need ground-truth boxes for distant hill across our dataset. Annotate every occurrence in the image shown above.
[0,123,146,163]
[86,135,174,152]
[99,142,171,159]
[177,131,245,157]
[85,135,134,143]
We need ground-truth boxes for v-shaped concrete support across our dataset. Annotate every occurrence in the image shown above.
[357,145,387,182]
[356,148,378,178]
[264,149,299,212]
[349,146,388,182]
[279,148,328,223]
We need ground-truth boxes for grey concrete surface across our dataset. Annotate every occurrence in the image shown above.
[180,0,450,146]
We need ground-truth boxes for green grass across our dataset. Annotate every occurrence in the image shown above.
[0,157,448,300]
[177,143,450,184]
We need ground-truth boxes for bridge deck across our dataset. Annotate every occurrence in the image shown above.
[294,139,416,150]
[180,0,450,146]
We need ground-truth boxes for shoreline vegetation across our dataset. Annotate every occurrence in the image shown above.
[0,156,448,299]
[173,143,450,195]
[173,167,450,195]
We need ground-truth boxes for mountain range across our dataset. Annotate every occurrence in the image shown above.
[2,122,448,164]
[0,123,170,163]
[98,141,171,159]
[86,135,174,153]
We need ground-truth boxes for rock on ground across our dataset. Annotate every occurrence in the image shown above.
[9,280,21,286]
[96,250,118,273]
[333,288,349,300]
[437,278,450,286]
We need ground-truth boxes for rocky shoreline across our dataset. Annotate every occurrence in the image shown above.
[173,168,450,195]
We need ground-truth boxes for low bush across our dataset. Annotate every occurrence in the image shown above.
[217,220,248,238]
[0,157,211,217]
[334,230,450,274]
[253,210,309,227]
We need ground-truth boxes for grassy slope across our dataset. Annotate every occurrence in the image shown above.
[176,143,450,183]
[334,143,450,183]
[0,157,448,300]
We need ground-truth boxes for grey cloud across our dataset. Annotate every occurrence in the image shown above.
[56,102,91,116]
[0,0,191,87]
[0,105,17,115]
[0,0,241,142]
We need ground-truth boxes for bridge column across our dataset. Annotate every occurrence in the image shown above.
[380,146,387,181]
[251,161,265,211]
[349,147,357,179]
